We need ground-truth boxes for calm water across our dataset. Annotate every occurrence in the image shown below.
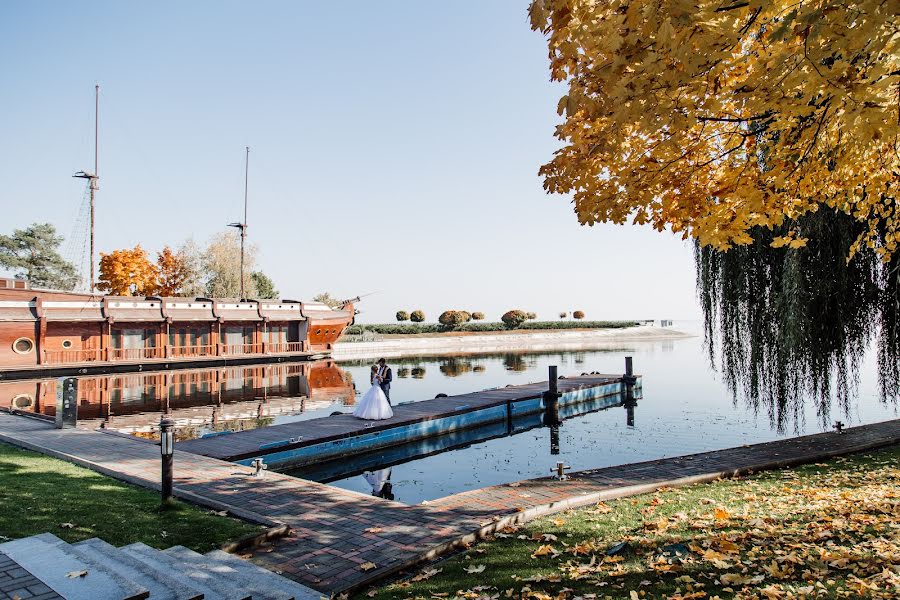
[308,331,897,504]
[3,327,895,504]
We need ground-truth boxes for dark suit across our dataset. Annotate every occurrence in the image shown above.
[379,366,392,404]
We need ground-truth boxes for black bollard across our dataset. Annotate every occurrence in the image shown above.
[623,356,636,402]
[543,365,562,426]
[159,417,175,506]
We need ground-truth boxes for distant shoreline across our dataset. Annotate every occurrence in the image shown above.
[332,325,694,361]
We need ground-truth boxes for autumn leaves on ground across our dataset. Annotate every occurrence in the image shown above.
[364,445,900,600]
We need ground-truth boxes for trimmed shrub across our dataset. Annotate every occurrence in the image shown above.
[458,311,472,323]
[471,311,485,320]
[526,312,537,320]
[501,309,529,329]
[343,320,635,336]
[396,310,409,322]
[438,310,468,329]
[559,312,568,319]
[410,310,425,322]
[573,310,585,319]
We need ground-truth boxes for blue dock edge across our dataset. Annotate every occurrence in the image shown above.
[238,377,641,469]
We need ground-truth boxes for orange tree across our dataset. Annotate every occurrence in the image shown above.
[98,245,159,296]
[529,0,899,257]
[155,246,191,296]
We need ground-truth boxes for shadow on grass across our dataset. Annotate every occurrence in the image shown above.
[0,442,261,552]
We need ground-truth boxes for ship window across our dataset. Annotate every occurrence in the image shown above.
[316,329,321,335]
[12,394,33,409]
[12,337,34,354]
[62,339,73,349]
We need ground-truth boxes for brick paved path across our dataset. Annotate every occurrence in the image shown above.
[0,412,897,594]
[0,551,61,600]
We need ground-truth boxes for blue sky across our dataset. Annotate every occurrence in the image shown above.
[1,2,698,323]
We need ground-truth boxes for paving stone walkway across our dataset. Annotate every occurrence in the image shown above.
[0,551,61,600]
[0,412,898,595]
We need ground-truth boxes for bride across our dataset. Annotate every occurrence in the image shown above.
[353,365,394,420]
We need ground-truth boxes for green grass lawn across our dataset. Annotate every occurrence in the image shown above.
[0,442,263,552]
[362,444,900,600]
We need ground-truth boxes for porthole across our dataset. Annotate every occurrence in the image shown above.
[12,394,33,409]
[12,337,34,354]
[316,329,321,335]
[62,339,73,349]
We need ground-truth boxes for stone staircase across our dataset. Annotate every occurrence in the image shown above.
[0,533,319,600]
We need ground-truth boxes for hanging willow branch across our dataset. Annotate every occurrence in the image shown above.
[695,208,898,432]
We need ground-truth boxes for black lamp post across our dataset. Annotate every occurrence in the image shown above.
[159,417,175,505]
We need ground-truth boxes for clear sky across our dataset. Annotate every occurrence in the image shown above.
[0,1,699,323]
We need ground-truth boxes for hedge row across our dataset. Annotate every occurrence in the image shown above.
[344,320,637,336]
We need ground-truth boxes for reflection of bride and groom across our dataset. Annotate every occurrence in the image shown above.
[352,358,394,420]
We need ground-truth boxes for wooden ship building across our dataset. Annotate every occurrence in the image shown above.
[0,278,356,371]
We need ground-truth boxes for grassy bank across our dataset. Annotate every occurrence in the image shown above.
[345,321,641,336]
[0,442,263,552]
[363,444,900,600]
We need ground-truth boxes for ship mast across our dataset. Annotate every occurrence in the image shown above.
[228,146,249,300]
[73,84,100,293]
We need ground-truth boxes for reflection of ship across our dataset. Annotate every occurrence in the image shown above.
[0,360,353,440]
[0,278,357,375]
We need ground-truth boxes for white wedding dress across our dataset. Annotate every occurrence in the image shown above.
[353,380,393,420]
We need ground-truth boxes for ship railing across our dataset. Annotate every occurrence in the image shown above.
[222,343,262,356]
[169,344,215,358]
[42,349,104,364]
[108,347,164,361]
[266,342,306,354]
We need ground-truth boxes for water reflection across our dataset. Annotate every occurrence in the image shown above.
[0,361,354,440]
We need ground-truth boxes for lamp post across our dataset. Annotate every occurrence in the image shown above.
[159,417,175,506]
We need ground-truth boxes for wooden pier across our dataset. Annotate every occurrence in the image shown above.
[178,373,638,466]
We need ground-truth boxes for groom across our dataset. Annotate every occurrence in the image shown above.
[377,358,393,404]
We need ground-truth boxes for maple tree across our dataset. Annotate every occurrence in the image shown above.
[155,246,191,296]
[529,0,899,256]
[98,245,159,296]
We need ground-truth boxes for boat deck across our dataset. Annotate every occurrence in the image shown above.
[178,373,630,464]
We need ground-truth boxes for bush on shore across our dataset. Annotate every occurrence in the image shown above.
[573,310,585,319]
[409,310,425,322]
[395,310,409,322]
[501,309,529,329]
[471,311,485,320]
[344,320,636,336]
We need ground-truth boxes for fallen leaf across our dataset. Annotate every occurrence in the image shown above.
[464,564,486,574]
[66,570,88,578]
[59,523,75,529]
[360,562,376,571]
[363,527,383,534]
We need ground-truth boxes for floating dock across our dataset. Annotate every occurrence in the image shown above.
[178,373,641,467]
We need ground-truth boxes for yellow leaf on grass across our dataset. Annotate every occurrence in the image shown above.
[532,544,557,558]
[714,507,731,520]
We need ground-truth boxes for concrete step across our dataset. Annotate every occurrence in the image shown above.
[73,538,206,600]
[205,550,320,600]
[121,543,251,600]
[162,547,296,600]
[0,534,149,600]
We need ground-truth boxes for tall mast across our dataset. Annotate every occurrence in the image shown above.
[241,146,249,300]
[74,84,100,293]
[228,146,249,300]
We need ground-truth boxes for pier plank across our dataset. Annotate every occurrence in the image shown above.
[177,374,623,462]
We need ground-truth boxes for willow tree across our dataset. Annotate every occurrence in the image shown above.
[530,0,900,424]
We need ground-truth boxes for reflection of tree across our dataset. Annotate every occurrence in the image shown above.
[411,367,426,379]
[397,367,410,378]
[440,358,474,377]
[473,364,486,373]
[503,354,529,372]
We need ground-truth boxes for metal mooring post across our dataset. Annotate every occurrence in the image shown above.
[159,417,175,506]
[623,356,636,402]
[543,365,562,426]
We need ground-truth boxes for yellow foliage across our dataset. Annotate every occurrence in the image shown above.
[97,245,159,297]
[529,0,899,256]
